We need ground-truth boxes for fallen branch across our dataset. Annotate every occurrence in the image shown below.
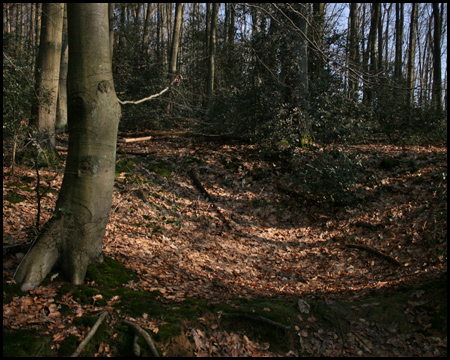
[71,311,108,357]
[121,319,160,357]
[117,136,152,143]
[188,169,214,202]
[344,243,401,266]
[221,312,291,330]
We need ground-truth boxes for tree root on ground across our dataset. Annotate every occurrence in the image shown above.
[121,319,160,357]
[344,243,401,266]
[220,312,291,330]
[71,311,108,357]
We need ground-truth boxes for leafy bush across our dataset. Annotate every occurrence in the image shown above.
[292,148,363,205]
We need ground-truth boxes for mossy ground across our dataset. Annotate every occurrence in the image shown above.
[3,256,446,356]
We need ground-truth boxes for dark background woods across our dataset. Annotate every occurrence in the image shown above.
[3,3,447,146]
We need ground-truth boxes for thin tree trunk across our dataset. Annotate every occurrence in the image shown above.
[394,4,403,82]
[432,3,442,111]
[169,3,183,75]
[207,3,219,111]
[348,3,359,100]
[56,4,68,130]
[31,3,64,149]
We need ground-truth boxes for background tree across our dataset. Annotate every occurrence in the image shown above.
[14,3,121,291]
[348,3,359,100]
[30,3,64,150]
[394,3,404,83]
[3,3,448,164]
[206,2,219,111]
[406,3,418,108]
[55,4,68,130]
[432,3,443,111]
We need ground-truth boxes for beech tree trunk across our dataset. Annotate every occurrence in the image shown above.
[15,4,121,291]
[206,3,219,111]
[31,3,64,149]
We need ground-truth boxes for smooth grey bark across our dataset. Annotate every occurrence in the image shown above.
[31,3,64,148]
[15,3,121,291]
[169,3,183,75]
[56,4,68,130]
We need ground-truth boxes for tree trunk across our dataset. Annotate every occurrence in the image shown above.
[432,3,442,111]
[364,3,379,105]
[31,3,64,149]
[394,4,403,82]
[169,3,183,75]
[348,3,359,99]
[15,3,121,291]
[207,3,219,111]
[309,3,324,97]
[56,4,68,130]
[407,3,417,108]
[280,4,311,139]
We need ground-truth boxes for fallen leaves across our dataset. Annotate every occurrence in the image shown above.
[3,136,447,356]
[190,328,273,357]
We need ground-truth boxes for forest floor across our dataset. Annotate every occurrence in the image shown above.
[3,133,447,356]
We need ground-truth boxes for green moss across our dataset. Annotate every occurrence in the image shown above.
[155,324,182,342]
[115,158,138,175]
[146,160,174,178]
[182,156,203,169]
[5,192,26,203]
[86,256,139,288]
[3,330,53,357]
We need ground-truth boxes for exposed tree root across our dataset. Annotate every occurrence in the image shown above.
[71,311,108,357]
[344,243,401,266]
[121,319,160,357]
[221,312,291,330]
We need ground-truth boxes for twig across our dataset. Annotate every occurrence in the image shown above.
[221,312,291,330]
[71,311,108,357]
[122,319,160,357]
[344,243,401,266]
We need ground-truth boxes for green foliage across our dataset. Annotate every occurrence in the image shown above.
[3,45,35,138]
[293,149,363,205]
[146,160,174,178]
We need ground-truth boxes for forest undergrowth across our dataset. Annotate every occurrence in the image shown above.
[3,133,447,356]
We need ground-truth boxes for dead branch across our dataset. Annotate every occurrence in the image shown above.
[121,319,160,357]
[188,169,214,202]
[345,244,401,266]
[71,311,108,357]
[118,75,182,105]
[117,136,152,143]
[221,312,291,330]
